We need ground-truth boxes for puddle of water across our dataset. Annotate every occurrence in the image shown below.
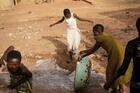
[33,59,74,93]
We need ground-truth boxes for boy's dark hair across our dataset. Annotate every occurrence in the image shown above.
[93,24,104,32]
[63,8,70,16]
[136,17,140,33]
[7,50,22,62]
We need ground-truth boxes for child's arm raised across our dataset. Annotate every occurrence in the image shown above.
[73,13,93,23]
[50,17,65,27]
[0,46,14,67]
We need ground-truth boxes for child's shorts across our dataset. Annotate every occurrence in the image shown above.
[67,28,81,52]
[16,80,32,93]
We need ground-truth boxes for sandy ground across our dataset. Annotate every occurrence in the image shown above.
[0,0,140,93]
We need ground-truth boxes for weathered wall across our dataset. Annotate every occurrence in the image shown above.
[0,0,14,10]
[119,0,140,3]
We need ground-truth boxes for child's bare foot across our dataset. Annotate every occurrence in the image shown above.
[66,70,73,75]
[67,57,73,64]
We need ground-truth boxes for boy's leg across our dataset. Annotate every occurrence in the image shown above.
[73,29,81,54]
[111,84,124,93]
[67,39,74,63]
[118,84,124,93]
[67,29,75,63]
[110,82,119,93]
[111,88,118,93]
[67,50,73,64]
[68,29,81,63]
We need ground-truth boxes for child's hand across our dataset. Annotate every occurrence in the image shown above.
[79,51,85,55]
[7,84,15,89]
[78,55,83,61]
[78,50,87,61]
[78,53,85,61]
